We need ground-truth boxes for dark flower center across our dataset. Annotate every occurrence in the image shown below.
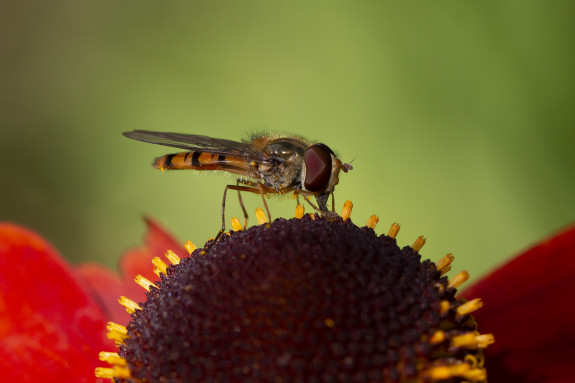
[112,215,489,382]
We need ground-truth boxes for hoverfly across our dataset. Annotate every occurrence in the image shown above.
[123,130,353,239]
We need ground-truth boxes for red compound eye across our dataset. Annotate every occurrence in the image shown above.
[304,144,333,192]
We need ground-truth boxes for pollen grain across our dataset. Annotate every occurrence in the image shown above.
[135,274,158,292]
[365,214,379,229]
[98,351,127,366]
[429,330,446,345]
[411,235,426,252]
[95,366,131,380]
[448,270,470,289]
[423,363,486,382]
[119,296,141,314]
[341,200,353,221]
[295,204,305,219]
[152,256,168,277]
[106,322,129,345]
[256,208,268,225]
[456,298,483,318]
[164,250,181,265]
[435,253,455,276]
[387,222,400,239]
[231,217,243,231]
[451,332,495,350]
[184,240,197,254]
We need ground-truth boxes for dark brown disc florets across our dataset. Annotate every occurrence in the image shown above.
[108,214,490,383]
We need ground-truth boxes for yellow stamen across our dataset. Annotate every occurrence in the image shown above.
[106,322,128,344]
[95,366,131,379]
[451,332,495,349]
[324,318,335,328]
[231,217,243,231]
[365,215,379,229]
[448,270,470,289]
[387,223,400,238]
[463,368,487,381]
[295,204,305,219]
[134,274,158,292]
[456,298,483,318]
[184,240,197,255]
[411,236,426,252]
[429,330,446,345]
[439,300,451,314]
[433,281,445,295]
[341,200,353,221]
[164,250,180,265]
[119,296,141,314]
[424,363,486,381]
[152,256,168,277]
[107,321,127,335]
[256,208,268,225]
[435,253,454,276]
[106,332,127,345]
[99,352,127,366]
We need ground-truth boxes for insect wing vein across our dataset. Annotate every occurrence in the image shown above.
[123,130,266,160]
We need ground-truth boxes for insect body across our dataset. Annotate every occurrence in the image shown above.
[123,130,352,236]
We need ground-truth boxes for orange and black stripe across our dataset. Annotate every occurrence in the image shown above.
[153,151,254,176]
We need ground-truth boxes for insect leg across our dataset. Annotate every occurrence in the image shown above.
[300,192,321,212]
[236,179,273,224]
[257,182,272,224]
[214,183,268,244]
[213,184,233,244]
[235,179,249,229]
[300,192,339,219]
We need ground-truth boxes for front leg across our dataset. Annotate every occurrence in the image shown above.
[235,179,249,229]
[295,191,339,219]
[237,179,273,225]
[214,183,269,244]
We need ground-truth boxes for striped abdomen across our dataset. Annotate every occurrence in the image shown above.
[154,151,255,176]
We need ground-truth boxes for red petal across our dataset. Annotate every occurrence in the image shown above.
[0,223,113,383]
[462,224,575,383]
[119,217,186,283]
[75,219,187,327]
[74,263,132,326]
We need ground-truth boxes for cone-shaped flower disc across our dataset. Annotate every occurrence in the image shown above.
[97,206,492,383]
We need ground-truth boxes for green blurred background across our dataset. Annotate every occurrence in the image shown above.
[1,1,573,283]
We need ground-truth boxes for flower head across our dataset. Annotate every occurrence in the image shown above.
[2,204,573,382]
[97,203,492,382]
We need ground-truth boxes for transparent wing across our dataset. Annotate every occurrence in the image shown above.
[123,130,266,160]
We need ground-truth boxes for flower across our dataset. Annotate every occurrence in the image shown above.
[75,218,188,326]
[0,219,184,383]
[461,224,575,383]
[0,204,573,382]
[0,222,112,383]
